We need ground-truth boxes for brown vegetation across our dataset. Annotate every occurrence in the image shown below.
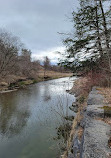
[0,30,72,92]
[98,88,111,105]
[61,77,89,158]
[37,70,72,80]
[0,70,72,92]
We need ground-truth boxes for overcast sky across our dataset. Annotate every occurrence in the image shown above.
[0,0,79,64]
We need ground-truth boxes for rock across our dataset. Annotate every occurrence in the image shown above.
[68,133,81,158]
[73,136,81,156]
[64,116,75,121]
[80,118,86,128]
[87,88,104,105]
[69,106,78,113]
[72,102,78,107]
[68,152,74,158]
[68,87,111,158]
[82,87,111,158]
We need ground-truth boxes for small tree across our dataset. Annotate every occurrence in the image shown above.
[0,30,21,77]
[43,56,50,78]
[18,49,32,77]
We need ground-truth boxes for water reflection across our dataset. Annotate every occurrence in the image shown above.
[42,83,51,101]
[0,77,76,158]
[0,92,30,137]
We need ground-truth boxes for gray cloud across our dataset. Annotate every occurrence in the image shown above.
[0,0,79,61]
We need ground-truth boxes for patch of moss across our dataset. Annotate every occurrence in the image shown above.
[64,116,74,121]
[32,80,37,84]
[100,106,111,111]
[100,106,111,117]
[19,80,34,86]
[18,81,25,85]
[96,87,102,91]
[78,95,85,104]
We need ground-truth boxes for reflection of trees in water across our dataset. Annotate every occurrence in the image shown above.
[0,93,30,137]
[42,83,51,102]
[44,95,51,101]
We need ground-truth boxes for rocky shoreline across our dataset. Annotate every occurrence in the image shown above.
[62,89,86,158]
[64,87,111,158]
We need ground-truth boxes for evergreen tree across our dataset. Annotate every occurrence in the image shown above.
[60,0,111,74]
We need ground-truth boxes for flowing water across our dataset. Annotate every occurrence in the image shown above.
[0,77,76,158]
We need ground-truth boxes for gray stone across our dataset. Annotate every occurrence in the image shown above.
[69,106,78,113]
[68,133,81,158]
[73,136,81,157]
[82,87,111,158]
[68,87,111,158]
[80,118,86,128]
[72,102,78,107]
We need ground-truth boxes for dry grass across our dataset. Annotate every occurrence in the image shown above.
[70,77,92,96]
[97,87,111,126]
[69,77,91,107]
[38,70,72,79]
[95,117,111,125]
[98,88,111,105]
[96,87,111,151]
[0,75,26,84]
[0,70,72,91]
[0,71,72,85]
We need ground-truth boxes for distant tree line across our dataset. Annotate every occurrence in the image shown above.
[0,30,67,81]
[0,30,40,79]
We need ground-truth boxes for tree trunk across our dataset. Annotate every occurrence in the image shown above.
[99,0,110,49]
[99,0,111,71]
[95,0,103,58]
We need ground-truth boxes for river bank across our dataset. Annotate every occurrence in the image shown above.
[62,78,88,158]
[62,77,111,158]
[0,71,73,93]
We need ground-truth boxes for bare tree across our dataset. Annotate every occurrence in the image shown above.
[18,49,32,77]
[31,59,41,78]
[43,56,50,78]
[0,30,21,77]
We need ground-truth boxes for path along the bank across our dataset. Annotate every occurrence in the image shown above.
[82,87,111,158]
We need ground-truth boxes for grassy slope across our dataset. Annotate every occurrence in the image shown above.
[0,70,73,91]
[37,70,73,81]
